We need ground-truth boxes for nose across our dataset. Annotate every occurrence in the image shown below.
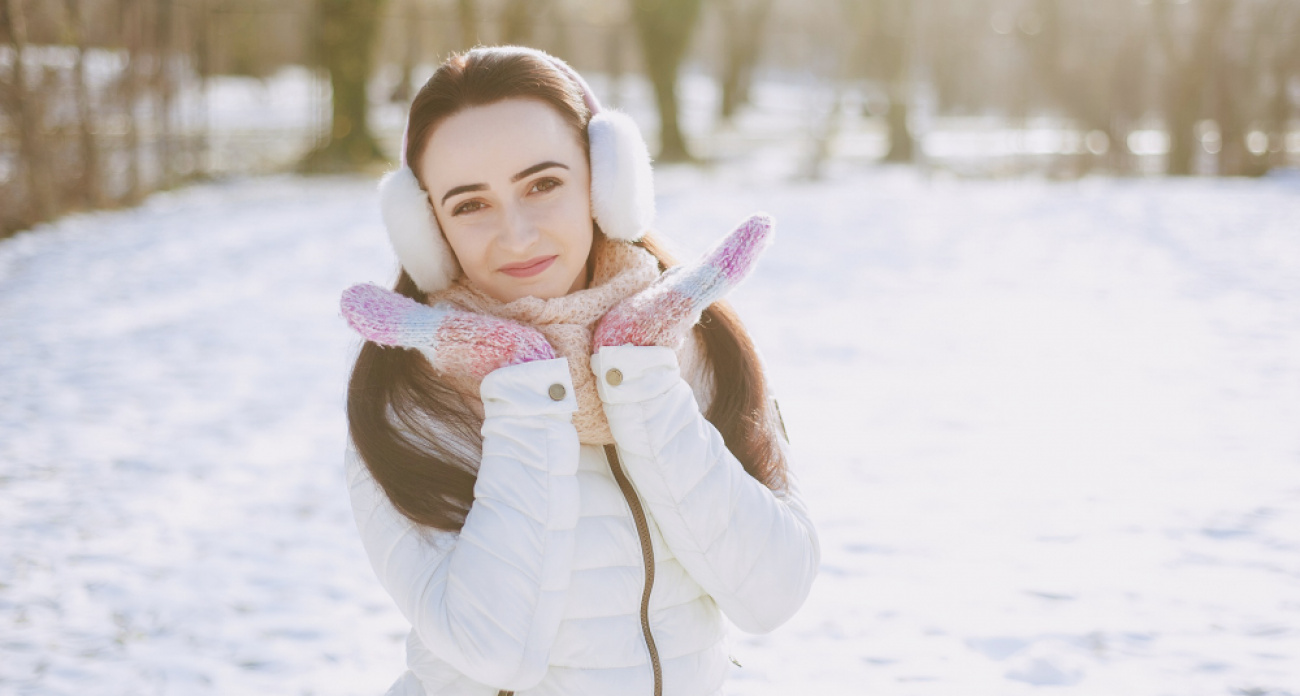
[498,200,540,253]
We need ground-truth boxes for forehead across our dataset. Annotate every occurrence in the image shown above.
[416,98,584,188]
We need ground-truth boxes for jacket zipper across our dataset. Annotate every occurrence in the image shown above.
[605,443,663,696]
[498,446,662,696]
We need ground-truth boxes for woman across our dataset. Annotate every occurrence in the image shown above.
[339,45,819,696]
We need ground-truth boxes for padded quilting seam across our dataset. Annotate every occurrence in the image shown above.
[473,495,549,529]
[629,401,739,601]
[460,530,540,581]
[444,566,522,640]
[698,465,750,554]
[481,420,560,687]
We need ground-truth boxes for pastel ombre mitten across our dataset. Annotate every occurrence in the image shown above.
[593,212,774,349]
[341,283,556,380]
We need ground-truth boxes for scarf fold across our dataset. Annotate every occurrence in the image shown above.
[428,235,708,444]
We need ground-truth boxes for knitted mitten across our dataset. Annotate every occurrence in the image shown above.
[594,212,773,349]
[341,283,556,380]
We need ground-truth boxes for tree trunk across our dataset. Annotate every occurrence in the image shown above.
[299,0,390,173]
[631,0,706,163]
[877,0,913,163]
[391,0,420,103]
[156,0,176,188]
[192,0,213,177]
[4,0,57,223]
[884,96,912,162]
[1106,26,1148,176]
[1020,0,1063,116]
[1277,3,1300,171]
[121,0,144,202]
[1211,7,1270,177]
[1157,0,1224,176]
[717,0,772,122]
[803,85,844,181]
[1097,14,1138,176]
[1268,14,1294,171]
[65,0,104,207]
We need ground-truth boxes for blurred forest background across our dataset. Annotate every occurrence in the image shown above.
[2,0,1298,238]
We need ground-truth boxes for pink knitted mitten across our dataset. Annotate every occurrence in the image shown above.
[340,283,556,380]
[594,212,774,349]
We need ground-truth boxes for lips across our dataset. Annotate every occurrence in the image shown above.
[499,255,558,278]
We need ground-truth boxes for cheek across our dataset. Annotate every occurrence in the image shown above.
[555,210,594,255]
[442,227,491,277]
[550,189,594,248]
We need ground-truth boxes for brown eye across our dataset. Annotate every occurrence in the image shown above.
[452,200,483,216]
[532,178,561,194]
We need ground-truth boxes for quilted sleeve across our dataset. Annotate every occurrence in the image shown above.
[345,357,581,691]
[590,345,820,634]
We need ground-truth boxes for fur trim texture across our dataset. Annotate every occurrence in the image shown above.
[378,167,461,294]
[589,109,656,242]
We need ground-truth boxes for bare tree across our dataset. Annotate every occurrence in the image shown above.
[716,0,772,122]
[153,0,177,188]
[300,0,390,172]
[390,0,421,103]
[1265,0,1299,171]
[1064,2,1146,176]
[117,0,146,202]
[63,0,104,207]
[2,0,57,223]
[1017,0,1063,117]
[631,0,706,162]
[1157,0,1226,176]
[861,0,913,163]
[1211,3,1274,176]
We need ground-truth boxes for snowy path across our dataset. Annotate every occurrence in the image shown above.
[1,168,1298,695]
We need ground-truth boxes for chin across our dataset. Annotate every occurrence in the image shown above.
[493,277,569,302]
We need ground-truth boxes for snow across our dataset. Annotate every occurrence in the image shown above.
[1,165,1298,695]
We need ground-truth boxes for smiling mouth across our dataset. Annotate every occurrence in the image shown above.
[499,255,558,278]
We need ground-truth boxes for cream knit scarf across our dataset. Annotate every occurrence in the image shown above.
[428,235,710,445]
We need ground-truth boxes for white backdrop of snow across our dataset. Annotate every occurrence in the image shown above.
[1,165,1298,696]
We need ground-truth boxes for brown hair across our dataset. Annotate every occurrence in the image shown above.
[347,46,788,532]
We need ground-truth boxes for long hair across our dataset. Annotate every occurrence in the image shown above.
[348,46,788,532]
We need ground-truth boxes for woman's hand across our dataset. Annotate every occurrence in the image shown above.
[340,283,556,380]
[593,212,774,349]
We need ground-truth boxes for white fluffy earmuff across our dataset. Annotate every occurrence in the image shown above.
[378,49,657,295]
[378,165,462,296]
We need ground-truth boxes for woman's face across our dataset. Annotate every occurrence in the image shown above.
[416,97,594,303]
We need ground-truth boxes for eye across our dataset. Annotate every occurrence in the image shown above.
[531,177,562,194]
[452,199,484,216]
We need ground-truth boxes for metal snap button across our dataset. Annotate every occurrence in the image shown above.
[605,368,623,386]
[548,383,566,401]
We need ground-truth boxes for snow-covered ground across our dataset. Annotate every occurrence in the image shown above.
[1,163,1298,696]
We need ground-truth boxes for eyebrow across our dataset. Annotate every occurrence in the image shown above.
[440,161,570,206]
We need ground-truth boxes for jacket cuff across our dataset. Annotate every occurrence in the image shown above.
[480,357,577,419]
[590,345,681,405]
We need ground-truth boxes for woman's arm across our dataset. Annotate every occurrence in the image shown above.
[346,357,580,691]
[590,344,820,634]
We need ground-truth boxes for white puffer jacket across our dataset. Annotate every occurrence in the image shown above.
[345,345,820,695]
